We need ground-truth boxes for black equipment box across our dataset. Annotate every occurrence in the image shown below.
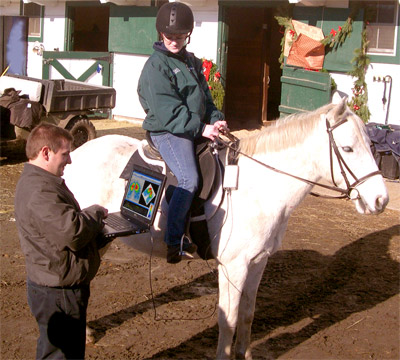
[378,152,399,180]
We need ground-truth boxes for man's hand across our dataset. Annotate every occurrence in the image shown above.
[99,206,108,219]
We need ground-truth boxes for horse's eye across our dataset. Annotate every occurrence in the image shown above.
[342,146,353,152]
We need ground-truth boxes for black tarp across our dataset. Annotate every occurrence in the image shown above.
[366,123,400,180]
[0,88,43,136]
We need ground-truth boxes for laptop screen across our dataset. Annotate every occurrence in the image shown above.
[121,166,165,225]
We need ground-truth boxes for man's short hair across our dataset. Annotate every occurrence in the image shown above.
[26,123,73,160]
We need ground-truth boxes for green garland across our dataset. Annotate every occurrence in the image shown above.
[347,29,371,122]
[275,16,297,68]
[320,17,353,49]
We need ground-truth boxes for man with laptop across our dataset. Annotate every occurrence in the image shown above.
[14,123,108,360]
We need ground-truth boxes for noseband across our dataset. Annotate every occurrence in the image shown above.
[218,116,382,200]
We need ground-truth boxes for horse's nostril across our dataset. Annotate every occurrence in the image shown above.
[375,196,387,211]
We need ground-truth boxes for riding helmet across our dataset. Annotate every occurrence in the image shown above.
[156,2,194,35]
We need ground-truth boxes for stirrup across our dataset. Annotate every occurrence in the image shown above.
[179,234,195,259]
[179,251,195,259]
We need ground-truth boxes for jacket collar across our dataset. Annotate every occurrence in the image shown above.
[24,162,65,185]
[153,41,188,61]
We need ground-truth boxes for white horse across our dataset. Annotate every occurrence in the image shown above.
[63,99,388,359]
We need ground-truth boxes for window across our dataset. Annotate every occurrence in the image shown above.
[366,1,398,55]
[23,3,44,41]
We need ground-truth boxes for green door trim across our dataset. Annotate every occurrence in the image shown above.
[42,51,111,87]
[217,6,228,87]
[44,58,74,80]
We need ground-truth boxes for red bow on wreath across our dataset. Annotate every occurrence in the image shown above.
[202,60,213,82]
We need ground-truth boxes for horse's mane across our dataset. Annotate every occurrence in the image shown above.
[238,102,339,156]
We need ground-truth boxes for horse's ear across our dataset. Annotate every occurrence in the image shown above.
[326,96,348,124]
[331,91,344,104]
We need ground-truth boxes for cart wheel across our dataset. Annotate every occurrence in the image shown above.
[67,118,96,150]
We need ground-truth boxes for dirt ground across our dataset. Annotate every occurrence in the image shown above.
[1,120,399,360]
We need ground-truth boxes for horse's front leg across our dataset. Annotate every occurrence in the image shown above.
[216,259,248,359]
[234,256,269,359]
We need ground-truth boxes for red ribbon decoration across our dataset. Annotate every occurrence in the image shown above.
[202,59,213,82]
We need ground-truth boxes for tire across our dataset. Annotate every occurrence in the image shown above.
[66,117,96,150]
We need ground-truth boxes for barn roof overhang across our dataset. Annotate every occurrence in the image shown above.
[1,0,153,6]
[4,0,400,8]
[218,0,350,7]
[2,0,352,6]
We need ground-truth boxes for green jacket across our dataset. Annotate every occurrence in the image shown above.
[138,42,224,139]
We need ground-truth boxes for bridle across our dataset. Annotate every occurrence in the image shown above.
[323,116,382,199]
[217,116,382,200]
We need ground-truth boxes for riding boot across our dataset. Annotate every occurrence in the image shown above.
[167,235,198,264]
[167,215,197,264]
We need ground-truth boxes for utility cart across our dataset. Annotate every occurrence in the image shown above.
[0,74,116,158]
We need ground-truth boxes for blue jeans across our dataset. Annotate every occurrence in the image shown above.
[151,133,199,246]
[27,280,90,359]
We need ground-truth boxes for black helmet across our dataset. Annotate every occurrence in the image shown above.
[156,2,194,35]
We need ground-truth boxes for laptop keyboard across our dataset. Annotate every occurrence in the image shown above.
[104,214,134,230]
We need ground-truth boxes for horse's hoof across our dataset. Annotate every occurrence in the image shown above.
[86,326,95,344]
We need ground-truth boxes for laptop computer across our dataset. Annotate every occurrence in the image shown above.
[102,164,166,238]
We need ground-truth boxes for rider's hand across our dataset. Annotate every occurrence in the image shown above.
[202,124,220,140]
[214,120,229,134]
[202,121,229,140]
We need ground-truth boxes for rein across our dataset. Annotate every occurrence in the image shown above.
[218,118,382,200]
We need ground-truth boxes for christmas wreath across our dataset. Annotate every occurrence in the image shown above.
[202,59,225,111]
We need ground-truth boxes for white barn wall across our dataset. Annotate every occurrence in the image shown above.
[365,63,399,126]
[112,53,148,120]
[27,43,44,79]
[187,10,219,63]
[42,5,67,53]
[29,5,67,79]
[331,63,400,126]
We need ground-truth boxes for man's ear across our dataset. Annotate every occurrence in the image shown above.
[40,146,51,161]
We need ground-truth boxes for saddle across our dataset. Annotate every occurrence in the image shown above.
[119,132,222,259]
